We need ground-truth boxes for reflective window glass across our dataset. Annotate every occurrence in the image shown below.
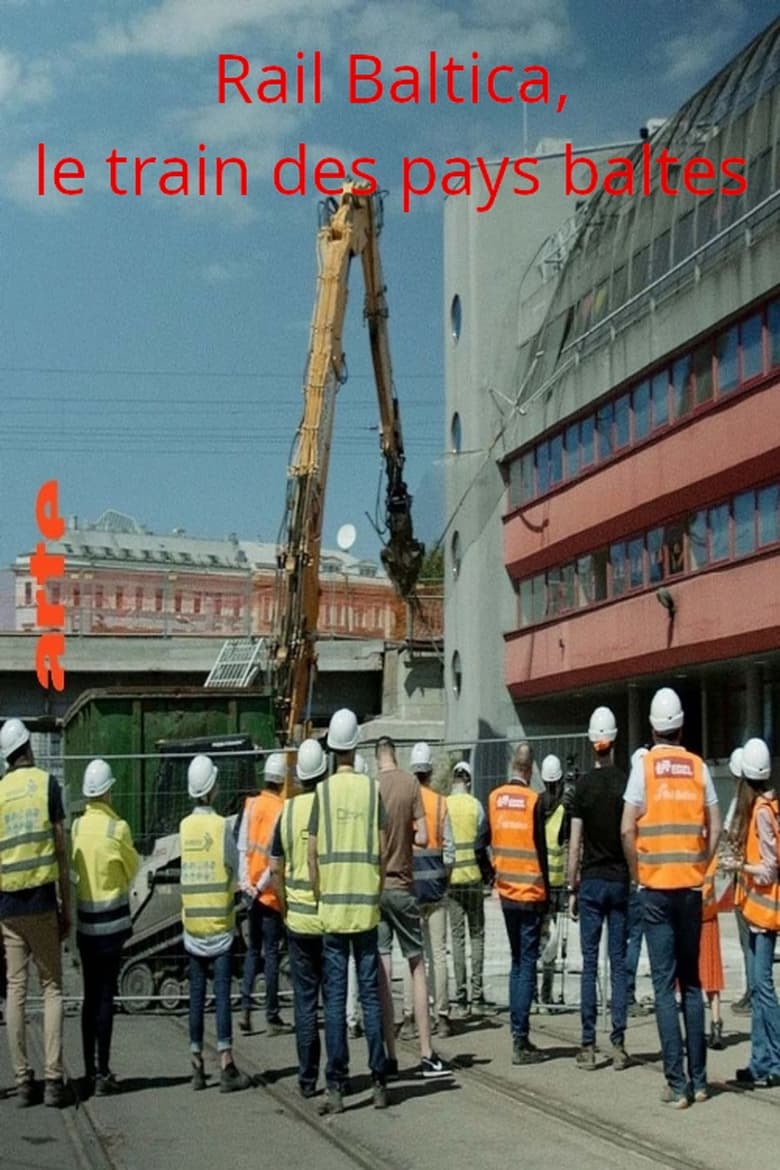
[665,522,686,575]
[651,370,669,428]
[741,313,763,380]
[647,527,664,583]
[675,210,695,262]
[758,485,779,546]
[709,504,730,561]
[628,537,644,589]
[689,511,708,570]
[671,355,693,420]
[610,542,626,596]
[549,434,564,487]
[597,402,613,460]
[521,452,535,502]
[693,343,713,405]
[717,325,739,395]
[565,422,580,477]
[536,442,550,495]
[733,491,755,557]
[768,299,780,369]
[580,415,595,466]
[614,394,630,448]
[592,548,609,602]
[633,380,650,440]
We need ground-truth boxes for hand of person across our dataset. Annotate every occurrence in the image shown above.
[720,854,741,874]
[568,893,579,922]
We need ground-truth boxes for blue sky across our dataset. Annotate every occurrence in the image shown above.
[1,0,777,577]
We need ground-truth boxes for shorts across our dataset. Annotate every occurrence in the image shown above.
[378,888,423,959]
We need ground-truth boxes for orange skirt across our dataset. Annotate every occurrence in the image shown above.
[699,916,724,993]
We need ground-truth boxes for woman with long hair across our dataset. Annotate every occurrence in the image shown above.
[723,738,780,1087]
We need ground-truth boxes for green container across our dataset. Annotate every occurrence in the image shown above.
[62,687,275,839]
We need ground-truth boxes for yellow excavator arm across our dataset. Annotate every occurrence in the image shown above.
[271,182,424,746]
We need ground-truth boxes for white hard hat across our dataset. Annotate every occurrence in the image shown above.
[296,739,326,783]
[649,687,684,733]
[728,747,744,780]
[631,747,649,770]
[742,738,771,783]
[354,752,368,775]
[588,706,617,745]
[541,754,563,783]
[327,708,360,752]
[453,760,472,780]
[0,718,30,760]
[83,758,116,799]
[188,754,218,800]
[265,752,287,785]
[410,741,433,774]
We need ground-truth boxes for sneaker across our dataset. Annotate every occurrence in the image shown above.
[731,993,752,1017]
[420,1051,454,1079]
[708,1021,724,1051]
[17,1071,36,1108]
[693,1087,710,1103]
[95,1073,121,1096]
[627,1000,651,1018]
[267,1016,294,1036]
[437,1015,452,1039]
[348,1022,363,1040]
[191,1061,207,1092]
[576,1045,597,1071]
[373,1080,389,1109]
[735,1066,755,1085]
[220,1062,251,1093]
[512,1038,544,1066]
[238,1010,252,1034]
[453,1001,470,1020]
[660,1085,689,1109]
[318,1087,345,1114]
[43,1078,67,1108]
[611,1044,629,1071]
[300,1083,318,1099]
[385,1058,400,1082]
[399,1015,417,1041]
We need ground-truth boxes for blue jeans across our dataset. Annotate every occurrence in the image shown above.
[322,929,386,1089]
[625,888,644,1002]
[501,905,542,1041]
[288,932,323,1094]
[241,901,284,1019]
[189,949,233,1053]
[747,930,780,1078]
[640,887,705,1095]
[579,878,629,1046]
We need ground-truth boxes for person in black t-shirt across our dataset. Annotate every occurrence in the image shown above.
[567,706,630,1072]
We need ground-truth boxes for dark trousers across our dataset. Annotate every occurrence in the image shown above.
[579,878,628,1047]
[287,932,323,1094]
[322,929,386,1090]
[241,901,284,1019]
[501,905,543,1041]
[78,937,123,1078]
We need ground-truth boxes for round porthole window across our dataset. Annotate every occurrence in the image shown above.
[450,294,462,341]
[451,650,462,698]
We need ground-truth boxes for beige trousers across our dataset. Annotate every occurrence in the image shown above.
[2,911,64,1082]
[404,898,449,1020]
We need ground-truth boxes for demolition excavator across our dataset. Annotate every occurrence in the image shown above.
[270,181,425,745]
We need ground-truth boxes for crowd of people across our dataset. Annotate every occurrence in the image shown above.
[0,689,778,1111]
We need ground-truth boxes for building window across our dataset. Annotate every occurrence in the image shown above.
[768,299,780,369]
[717,325,739,395]
[741,312,763,381]
[24,581,32,605]
[450,294,462,341]
[633,380,650,440]
[614,394,630,448]
[155,589,163,612]
[549,434,563,487]
[451,651,462,698]
[73,585,81,609]
[708,504,730,562]
[647,527,665,583]
[733,490,756,557]
[597,402,613,461]
[95,586,104,609]
[666,522,686,575]
[135,587,143,611]
[688,511,708,571]
[193,593,202,615]
[115,588,124,610]
[233,597,241,618]
[565,422,580,476]
[610,543,626,597]
[174,591,183,614]
[757,485,778,546]
[651,370,669,429]
[671,355,693,420]
[450,412,462,454]
[451,531,462,579]
[627,537,644,589]
[692,343,713,406]
[580,415,595,467]
[214,595,223,617]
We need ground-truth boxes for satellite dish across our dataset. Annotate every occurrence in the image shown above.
[336,523,356,552]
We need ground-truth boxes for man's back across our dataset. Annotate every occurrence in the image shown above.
[572,765,628,882]
[378,768,423,891]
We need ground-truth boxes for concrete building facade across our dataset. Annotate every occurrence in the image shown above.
[445,20,780,766]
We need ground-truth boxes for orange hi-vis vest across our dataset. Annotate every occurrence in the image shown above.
[246,789,284,911]
[636,748,707,890]
[413,785,448,905]
[739,795,780,932]
[488,783,545,904]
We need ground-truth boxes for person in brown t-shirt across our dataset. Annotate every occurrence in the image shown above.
[375,737,452,1079]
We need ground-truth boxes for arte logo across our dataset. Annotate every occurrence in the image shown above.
[30,481,66,692]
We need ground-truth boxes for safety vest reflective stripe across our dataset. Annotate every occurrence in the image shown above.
[545,803,566,889]
[72,804,136,937]
[317,772,380,933]
[280,791,322,936]
[180,812,235,938]
[636,749,707,889]
[414,786,449,903]
[0,768,58,892]
[740,796,780,931]
[448,792,481,884]
[489,784,545,904]
[247,791,283,911]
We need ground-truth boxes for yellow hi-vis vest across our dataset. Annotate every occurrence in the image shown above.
[72,802,138,938]
[0,767,58,892]
[179,811,235,938]
[280,790,322,936]
[545,803,566,889]
[447,792,482,885]
[316,770,381,934]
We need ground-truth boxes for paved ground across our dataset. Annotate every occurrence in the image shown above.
[1,907,775,1170]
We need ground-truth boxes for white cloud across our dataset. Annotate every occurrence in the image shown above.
[3,147,82,212]
[660,2,747,82]
[0,47,54,105]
